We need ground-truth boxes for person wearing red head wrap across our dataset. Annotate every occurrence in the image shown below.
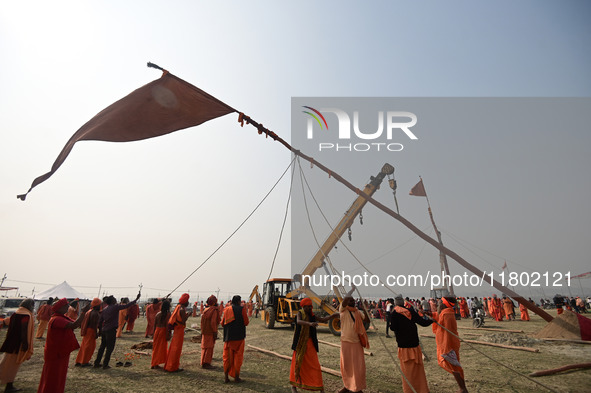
[75,298,102,367]
[432,297,468,393]
[164,294,190,372]
[201,295,221,369]
[290,297,337,392]
[38,298,89,393]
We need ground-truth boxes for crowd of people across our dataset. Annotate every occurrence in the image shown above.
[0,290,588,392]
[0,293,252,392]
[292,287,469,393]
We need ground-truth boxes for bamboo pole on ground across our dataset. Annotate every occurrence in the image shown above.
[247,344,341,377]
[529,363,591,377]
[317,339,373,356]
[457,326,524,333]
[419,334,539,353]
[539,338,591,345]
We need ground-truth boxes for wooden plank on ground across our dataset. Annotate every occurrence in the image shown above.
[457,326,524,333]
[540,338,591,345]
[419,334,539,353]
[529,363,591,377]
[247,344,341,377]
[317,339,373,356]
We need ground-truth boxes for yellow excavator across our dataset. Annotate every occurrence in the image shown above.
[260,163,395,335]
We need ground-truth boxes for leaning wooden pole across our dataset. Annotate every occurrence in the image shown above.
[239,114,553,322]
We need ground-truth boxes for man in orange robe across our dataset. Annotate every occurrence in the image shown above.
[151,300,171,369]
[116,298,129,338]
[221,295,250,383]
[164,294,190,372]
[503,296,515,321]
[35,298,52,339]
[144,298,161,338]
[432,297,468,393]
[201,295,221,369]
[75,298,101,367]
[490,295,503,321]
[519,303,530,321]
[37,298,88,393]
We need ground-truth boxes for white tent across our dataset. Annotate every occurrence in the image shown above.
[35,281,87,300]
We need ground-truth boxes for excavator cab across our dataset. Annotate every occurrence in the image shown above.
[261,278,301,328]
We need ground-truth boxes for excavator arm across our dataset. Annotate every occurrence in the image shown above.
[249,285,262,308]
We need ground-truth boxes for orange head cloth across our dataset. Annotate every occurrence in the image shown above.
[179,293,190,304]
[442,297,456,309]
[91,298,102,308]
[207,295,217,306]
[52,298,68,313]
[300,298,313,307]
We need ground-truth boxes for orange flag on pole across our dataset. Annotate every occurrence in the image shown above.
[409,179,427,197]
[18,67,235,200]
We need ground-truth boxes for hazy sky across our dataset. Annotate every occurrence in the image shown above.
[1,1,590,302]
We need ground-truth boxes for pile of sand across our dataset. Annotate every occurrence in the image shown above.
[533,311,582,340]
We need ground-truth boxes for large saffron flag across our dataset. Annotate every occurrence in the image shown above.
[18,71,236,200]
[409,179,427,197]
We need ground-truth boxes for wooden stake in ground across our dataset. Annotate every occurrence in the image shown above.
[529,363,591,377]
[419,335,539,353]
[247,345,341,377]
[317,339,373,356]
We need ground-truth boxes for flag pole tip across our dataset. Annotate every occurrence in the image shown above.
[147,62,164,71]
